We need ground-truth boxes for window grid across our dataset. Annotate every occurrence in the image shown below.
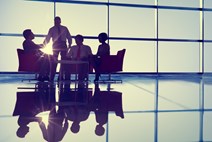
[0,0,212,73]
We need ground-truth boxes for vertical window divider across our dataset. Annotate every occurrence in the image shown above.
[201,0,205,73]
[155,0,159,73]
[107,0,110,45]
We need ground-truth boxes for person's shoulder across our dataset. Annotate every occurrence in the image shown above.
[71,45,77,48]
[49,26,55,31]
[104,43,110,48]
[23,39,31,45]
[50,26,55,29]
[61,25,68,29]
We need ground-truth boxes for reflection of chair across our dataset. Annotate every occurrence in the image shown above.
[17,49,40,81]
[95,49,126,83]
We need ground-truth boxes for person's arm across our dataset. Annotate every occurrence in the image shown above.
[96,45,101,56]
[32,41,42,50]
[61,118,69,137]
[66,27,72,48]
[107,44,110,55]
[87,46,93,59]
[23,40,42,52]
[38,121,48,141]
[43,28,52,45]
[66,47,72,59]
[88,46,93,55]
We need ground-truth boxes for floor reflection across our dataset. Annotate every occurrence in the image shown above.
[1,74,212,142]
[13,80,124,141]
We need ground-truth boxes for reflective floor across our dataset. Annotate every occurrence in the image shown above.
[0,73,212,142]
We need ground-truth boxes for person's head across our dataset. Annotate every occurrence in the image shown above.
[54,16,61,26]
[95,124,105,136]
[16,125,29,138]
[98,32,108,43]
[70,121,80,133]
[23,29,34,40]
[75,34,84,46]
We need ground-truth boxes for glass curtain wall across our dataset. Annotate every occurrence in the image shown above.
[0,0,212,72]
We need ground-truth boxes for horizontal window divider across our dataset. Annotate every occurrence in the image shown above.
[1,33,212,43]
[28,0,212,11]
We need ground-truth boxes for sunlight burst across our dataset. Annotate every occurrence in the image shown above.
[36,112,50,126]
[41,42,53,55]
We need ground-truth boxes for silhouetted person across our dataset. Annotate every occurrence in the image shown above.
[43,16,72,81]
[22,29,50,81]
[94,32,110,82]
[66,34,92,81]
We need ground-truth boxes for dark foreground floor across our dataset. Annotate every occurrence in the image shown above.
[0,73,212,142]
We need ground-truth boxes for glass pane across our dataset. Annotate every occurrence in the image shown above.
[158,112,199,142]
[205,0,212,8]
[204,83,212,109]
[158,9,200,39]
[204,43,212,72]
[158,0,199,7]
[110,40,156,72]
[204,12,212,40]
[109,113,155,142]
[0,0,54,34]
[121,79,155,111]
[158,42,200,72]
[0,37,23,72]
[110,6,155,38]
[56,3,107,36]
[204,112,212,140]
[158,79,200,110]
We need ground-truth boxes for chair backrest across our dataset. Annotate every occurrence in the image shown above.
[17,48,40,72]
[98,49,126,73]
[116,49,126,71]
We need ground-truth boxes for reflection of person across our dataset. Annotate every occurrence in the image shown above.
[66,34,92,81]
[16,115,41,138]
[90,83,124,136]
[43,16,72,80]
[13,82,53,138]
[65,105,90,134]
[94,32,110,82]
[62,82,91,134]
[39,108,68,142]
[22,29,50,81]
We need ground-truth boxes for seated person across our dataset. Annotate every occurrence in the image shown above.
[65,34,93,81]
[93,32,110,82]
[22,29,50,81]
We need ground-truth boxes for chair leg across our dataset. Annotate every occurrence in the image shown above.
[108,73,111,80]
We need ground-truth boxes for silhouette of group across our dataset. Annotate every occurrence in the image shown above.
[22,16,110,82]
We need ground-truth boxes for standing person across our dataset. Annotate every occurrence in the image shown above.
[22,29,50,81]
[66,34,93,81]
[43,16,72,80]
[94,32,110,82]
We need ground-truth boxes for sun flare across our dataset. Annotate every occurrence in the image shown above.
[41,42,53,55]
[36,112,50,126]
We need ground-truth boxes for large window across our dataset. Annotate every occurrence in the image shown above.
[0,0,212,72]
